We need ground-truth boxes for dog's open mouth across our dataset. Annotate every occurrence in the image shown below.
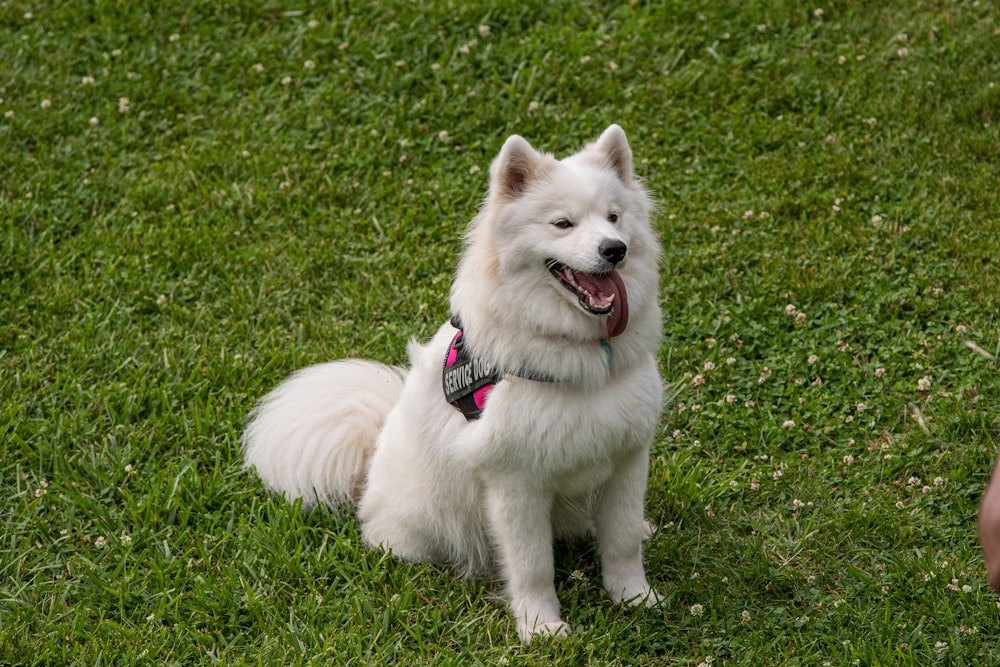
[548,261,616,314]
[547,260,630,337]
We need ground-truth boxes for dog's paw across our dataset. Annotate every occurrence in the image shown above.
[630,588,664,608]
[518,620,571,644]
[607,583,663,608]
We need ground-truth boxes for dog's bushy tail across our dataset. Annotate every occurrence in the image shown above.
[242,360,407,509]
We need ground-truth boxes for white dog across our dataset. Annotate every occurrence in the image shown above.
[243,125,664,643]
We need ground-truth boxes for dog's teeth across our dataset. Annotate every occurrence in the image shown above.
[607,293,615,304]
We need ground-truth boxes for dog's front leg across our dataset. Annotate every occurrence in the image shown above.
[484,480,568,644]
[595,447,662,606]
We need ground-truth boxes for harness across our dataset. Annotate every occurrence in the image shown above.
[442,316,556,420]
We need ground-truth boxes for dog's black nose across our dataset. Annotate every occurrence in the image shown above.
[599,239,627,265]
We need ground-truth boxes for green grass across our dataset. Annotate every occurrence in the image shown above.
[3,0,1000,663]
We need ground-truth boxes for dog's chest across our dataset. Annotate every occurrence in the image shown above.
[552,458,616,497]
[480,362,661,477]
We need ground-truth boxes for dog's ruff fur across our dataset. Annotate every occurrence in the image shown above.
[242,125,664,643]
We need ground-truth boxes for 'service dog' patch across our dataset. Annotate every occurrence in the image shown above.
[442,329,501,420]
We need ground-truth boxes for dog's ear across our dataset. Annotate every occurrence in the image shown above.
[593,124,634,184]
[490,135,548,201]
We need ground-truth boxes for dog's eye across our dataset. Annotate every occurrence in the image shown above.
[552,218,574,230]
[608,212,619,223]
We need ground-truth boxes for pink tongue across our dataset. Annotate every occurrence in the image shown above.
[576,271,629,338]
[604,271,629,338]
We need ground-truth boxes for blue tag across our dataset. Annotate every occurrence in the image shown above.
[600,341,612,368]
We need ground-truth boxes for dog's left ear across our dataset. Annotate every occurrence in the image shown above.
[593,124,634,184]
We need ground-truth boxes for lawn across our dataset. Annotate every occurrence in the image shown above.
[2,0,999,664]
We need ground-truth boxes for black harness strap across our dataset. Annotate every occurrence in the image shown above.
[442,316,557,420]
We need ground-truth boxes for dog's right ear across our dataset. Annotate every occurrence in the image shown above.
[490,135,549,201]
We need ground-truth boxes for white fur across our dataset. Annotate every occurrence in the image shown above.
[242,360,406,507]
[242,125,664,644]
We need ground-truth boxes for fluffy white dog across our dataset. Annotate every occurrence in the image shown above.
[243,125,664,643]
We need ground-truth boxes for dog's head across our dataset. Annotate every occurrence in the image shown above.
[454,125,657,342]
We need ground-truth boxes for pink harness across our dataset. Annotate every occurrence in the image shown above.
[442,325,504,420]
[440,316,563,420]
